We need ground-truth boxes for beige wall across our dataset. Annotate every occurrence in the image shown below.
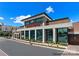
[49,19,70,25]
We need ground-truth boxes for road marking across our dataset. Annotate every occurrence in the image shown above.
[0,49,8,56]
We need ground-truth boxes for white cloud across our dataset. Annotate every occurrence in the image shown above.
[71,19,79,23]
[13,15,31,24]
[0,17,4,20]
[10,17,14,20]
[70,20,73,22]
[46,6,54,13]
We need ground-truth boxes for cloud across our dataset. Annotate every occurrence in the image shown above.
[10,17,14,20]
[70,20,73,22]
[46,6,54,13]
[13,15,31,25]
[0,17,4,20]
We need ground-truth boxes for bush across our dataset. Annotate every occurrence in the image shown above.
[0,30,12,37]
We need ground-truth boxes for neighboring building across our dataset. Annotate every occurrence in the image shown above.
[13,12,79,45]
[0,22,16,32]
[0,22,4,31]
[0,22,17,33]
[2,26,16,32]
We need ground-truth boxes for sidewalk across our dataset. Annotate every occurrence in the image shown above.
[62,45,79,55]
[7,38,66,51]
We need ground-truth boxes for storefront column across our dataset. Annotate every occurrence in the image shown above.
[42,29,45,43]
[53,28,56,43]
[29,30,30,40]
[35,29,37,41]
[24,26,26,39]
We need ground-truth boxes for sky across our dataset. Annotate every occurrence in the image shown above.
[0,2,79,27]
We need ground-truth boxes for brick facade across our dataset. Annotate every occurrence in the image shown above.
[68,22,79,45]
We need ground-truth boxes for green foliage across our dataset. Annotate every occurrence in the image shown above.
[36,40,42,43]
[0,30,12,37]
[0,31,4,36]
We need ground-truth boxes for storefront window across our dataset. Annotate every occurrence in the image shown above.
[57,28,68,45]
[45,29,53,43]
[25,31,29,40]
[36,29,42,42]
[30,30,35,42]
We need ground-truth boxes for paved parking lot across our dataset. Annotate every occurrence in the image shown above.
[0,37,64,56]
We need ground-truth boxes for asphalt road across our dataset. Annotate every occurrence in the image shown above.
[0,37,64,56]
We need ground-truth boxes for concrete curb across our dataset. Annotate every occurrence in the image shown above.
[7,39,65,51]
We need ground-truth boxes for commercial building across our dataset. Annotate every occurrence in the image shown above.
[0,22,16,32]
[13,12,79,45]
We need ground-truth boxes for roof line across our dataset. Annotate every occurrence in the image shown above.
[21,12,53,21]
[54,17,70,21]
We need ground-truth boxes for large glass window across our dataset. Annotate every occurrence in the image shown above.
[33,17,46,23]
[36,29,42,43]
[45,29,53,43]
[24,17,47,26]
[30,30,35,42]
[25,31,29,40]
[57,28,68,45]
[25,21,30,25]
